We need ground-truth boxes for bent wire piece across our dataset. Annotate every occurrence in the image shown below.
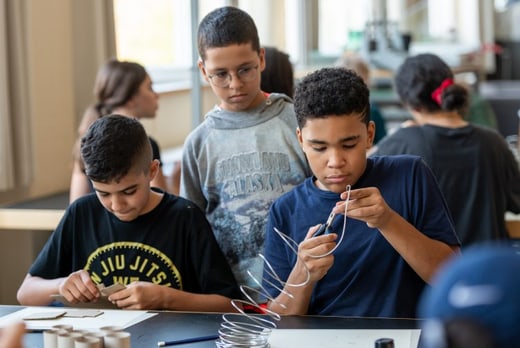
[216,185,351,348]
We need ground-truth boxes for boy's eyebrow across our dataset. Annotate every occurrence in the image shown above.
[205,60,257,72]
[306,135,360,144]
[340,135,360,142]
[94,184,138,194]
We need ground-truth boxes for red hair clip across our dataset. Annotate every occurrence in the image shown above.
[431,78,453,106]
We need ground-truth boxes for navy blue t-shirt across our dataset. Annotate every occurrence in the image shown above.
[262,155,460,318]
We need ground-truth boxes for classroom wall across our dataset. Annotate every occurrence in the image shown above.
[0,0,76,205]
[0,0,217,206]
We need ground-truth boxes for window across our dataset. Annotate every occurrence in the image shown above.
[112,0,489,89]
[113,0,227,88]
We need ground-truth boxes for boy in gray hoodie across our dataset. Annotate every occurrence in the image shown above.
[181,6,310,300]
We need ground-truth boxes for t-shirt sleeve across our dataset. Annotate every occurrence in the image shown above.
[186,204,242,299]
[28,210,73,279]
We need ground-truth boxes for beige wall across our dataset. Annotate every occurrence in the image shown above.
[0,0,77,205]
[142,87,219,151]
[26,0,76,196]
[0,0,214,206]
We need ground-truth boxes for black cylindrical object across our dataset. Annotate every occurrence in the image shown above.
[375,337,395,348]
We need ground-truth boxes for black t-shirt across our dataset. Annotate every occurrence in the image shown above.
[29,191,240,299]
[374,124,520,245]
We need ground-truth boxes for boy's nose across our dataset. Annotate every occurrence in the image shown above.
[110,195,126,211]
[228,73,243,88]
[327,149,346,167]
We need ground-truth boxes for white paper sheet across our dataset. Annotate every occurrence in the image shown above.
[0,307,156,331]
[268,329,421,348]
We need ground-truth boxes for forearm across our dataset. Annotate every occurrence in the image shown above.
[267,267,315,315]
[160,287,237,312]
[16,275,63,306]
[379,211,459,283]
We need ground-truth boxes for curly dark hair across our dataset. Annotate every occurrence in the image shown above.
[394,53,468,114]
[294,67,369,129]
[197,6,260,61]
[80,115,152,183]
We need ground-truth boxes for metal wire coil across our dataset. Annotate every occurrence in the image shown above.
[216,186,351,347]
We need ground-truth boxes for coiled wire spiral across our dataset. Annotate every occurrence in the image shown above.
[215,186,351,347]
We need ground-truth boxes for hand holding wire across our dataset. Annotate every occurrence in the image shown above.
[216,185,351,347]
[298,228,336,282]
[312,212,336,237]
[334,186,392,229]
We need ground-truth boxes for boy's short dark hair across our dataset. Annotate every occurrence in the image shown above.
[294,67,370,129]
[197,6,260,61]
[80,114,152,183]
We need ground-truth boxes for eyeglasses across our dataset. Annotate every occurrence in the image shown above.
[206,65,259,87]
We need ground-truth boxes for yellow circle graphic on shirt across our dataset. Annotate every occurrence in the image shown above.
[84,242,182,290]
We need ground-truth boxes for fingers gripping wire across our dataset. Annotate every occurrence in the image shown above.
[308,184,351,258]
[216,185,351,348]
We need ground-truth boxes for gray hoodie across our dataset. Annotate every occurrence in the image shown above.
[180,93,310,296]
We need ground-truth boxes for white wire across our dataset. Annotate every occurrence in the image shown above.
[307,184,351,258]
[216,185,351,347]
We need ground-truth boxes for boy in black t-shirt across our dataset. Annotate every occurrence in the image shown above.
[17,115,240,311]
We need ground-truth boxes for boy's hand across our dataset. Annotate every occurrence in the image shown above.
[108,281,163,310]
[59,270,100,303]
[333,187,393,229]
[295,226,336,284]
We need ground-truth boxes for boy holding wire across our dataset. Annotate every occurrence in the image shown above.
[261,67,460,318]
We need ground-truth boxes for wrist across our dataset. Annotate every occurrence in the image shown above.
[56,277,67,295]
[161,286,179,310]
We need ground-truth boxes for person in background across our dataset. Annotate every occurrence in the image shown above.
[372,53,520,247]
[69,59,177,203]
[262,67,460,318]
[18,115,240,312]
[181,6,310,300]
[335,52,387,144]
[418,244,520,348]
[465,85,498,130]
[261,46,294,98]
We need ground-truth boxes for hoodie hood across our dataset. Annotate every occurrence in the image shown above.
[204,93,293,130]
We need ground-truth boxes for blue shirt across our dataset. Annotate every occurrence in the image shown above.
[262,155,460,317]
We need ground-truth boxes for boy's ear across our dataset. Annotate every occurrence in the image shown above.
[198,60,210,83]
[296,127,303,147]
[366,121,375,148]
[149,159,160,181]
[258,47,266,72]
